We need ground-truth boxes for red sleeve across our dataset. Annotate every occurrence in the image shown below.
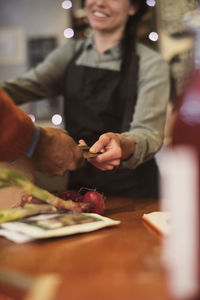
[0,90,35,161]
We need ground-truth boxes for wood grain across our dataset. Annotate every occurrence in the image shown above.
[0,197,171,300]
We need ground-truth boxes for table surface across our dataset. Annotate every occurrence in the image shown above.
[0,197,171,300]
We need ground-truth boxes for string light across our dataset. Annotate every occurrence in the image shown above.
[52,114,62,125]
[149,32,159,41]
[28,114,35,122]
[146,0,156,7]
[64,28,74,38]
[62,1,72,10]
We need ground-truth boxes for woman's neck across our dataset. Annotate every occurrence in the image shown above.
[93,29,123,55]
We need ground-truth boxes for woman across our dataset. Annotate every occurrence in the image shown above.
[0,0,169,198]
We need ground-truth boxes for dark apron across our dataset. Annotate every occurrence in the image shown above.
[63,46,159,198]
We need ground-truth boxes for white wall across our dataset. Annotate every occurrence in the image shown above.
[0,0,72,81]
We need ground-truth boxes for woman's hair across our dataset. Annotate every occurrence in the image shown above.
[121,0,148,74]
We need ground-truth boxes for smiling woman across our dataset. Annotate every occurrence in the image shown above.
[0,0,170,198]
[85,0,136,45]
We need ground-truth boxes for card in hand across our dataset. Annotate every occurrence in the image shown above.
[79,145,101,159]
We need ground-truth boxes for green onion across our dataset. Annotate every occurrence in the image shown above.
[0,169,89,223]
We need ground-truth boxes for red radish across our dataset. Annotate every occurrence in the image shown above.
[58,189,105,214]
[82,191,105,214]
[59,190,82,202]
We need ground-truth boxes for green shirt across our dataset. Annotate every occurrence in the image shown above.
[0,35,170,169]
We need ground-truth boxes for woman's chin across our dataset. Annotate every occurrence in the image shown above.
[89,18,110,31]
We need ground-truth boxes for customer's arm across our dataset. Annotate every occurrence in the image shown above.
[0,91,84,175]
[0,90,35,161]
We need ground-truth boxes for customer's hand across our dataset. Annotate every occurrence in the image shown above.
[83,132,135,171]
[31,127,84,176]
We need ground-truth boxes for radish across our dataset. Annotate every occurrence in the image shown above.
[59,189,105,214]
[59,190,82,202]
[82,191,105,214]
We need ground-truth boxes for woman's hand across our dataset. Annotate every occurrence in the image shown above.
[81,133,135,171]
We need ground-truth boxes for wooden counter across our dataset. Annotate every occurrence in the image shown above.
[0,197,171,300]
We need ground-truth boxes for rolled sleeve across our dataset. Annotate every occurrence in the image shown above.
[121,45,170,169]
[0,39,80,105]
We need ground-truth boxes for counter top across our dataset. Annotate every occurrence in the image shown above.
[0,196,170,300]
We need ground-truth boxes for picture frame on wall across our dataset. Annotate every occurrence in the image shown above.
[27,36,62,121]
[0,28,25,65]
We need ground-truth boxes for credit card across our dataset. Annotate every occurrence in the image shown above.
[79,145,101,159]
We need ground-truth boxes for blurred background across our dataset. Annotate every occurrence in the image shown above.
[0,0,198,196]
[0,4,199,298]
[0,0,197,129]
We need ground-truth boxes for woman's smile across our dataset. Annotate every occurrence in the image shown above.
[86,0,135,35]
[93,11,108,18]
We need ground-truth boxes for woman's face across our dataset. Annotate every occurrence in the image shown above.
[85,0,136,34]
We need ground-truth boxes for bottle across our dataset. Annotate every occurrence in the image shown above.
[160,9,200,300]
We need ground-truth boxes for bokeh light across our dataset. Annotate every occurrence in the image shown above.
[146,0,156,7]
[64,28,74,38]
[62,1,72,10]
[28,114,35,123]
[149,32,159,41]
[52,114,62,125]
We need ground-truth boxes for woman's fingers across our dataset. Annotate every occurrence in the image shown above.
[89,134,111,153]
[88,158,121,170]
[78,139,87,146]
